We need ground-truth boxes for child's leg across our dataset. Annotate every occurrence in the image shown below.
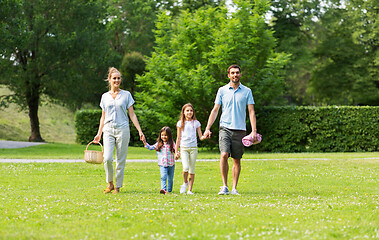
[189,174,195,191]
[167,165,175,192]
[181,148,190,183]
[188,147,198,191]
[159,166,168,191]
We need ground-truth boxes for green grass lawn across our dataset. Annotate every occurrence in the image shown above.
[0,86,77,144]
[1,143,379,160]
[0,157,378,239]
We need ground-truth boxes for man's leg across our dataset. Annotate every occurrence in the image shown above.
[220,152,229,187]
[232,158,241,190]
[219,127,232,195]
[230,129,245,194]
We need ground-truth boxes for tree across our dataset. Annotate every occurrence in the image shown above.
[310,0,379,105]
[107,0,226,56]
[135,0,289,143]
[0,0,111,141]
[120,52,146,96]
[170,0,225,16]
[270,0,322,105]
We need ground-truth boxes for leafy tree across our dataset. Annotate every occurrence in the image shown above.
[270,0,322,105]
[107,0,226,56]
[0,0,111,141]
[120,51,146,96]
[135,0,289,144]
[170,0,225,16]
[310,0,378,105]
[107,0,163,56]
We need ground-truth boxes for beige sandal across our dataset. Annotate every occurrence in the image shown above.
[103,186,114,193]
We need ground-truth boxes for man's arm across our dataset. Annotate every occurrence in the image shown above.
[203,104,221,139]
[248,104,257,141]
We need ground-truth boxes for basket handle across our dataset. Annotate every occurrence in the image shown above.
[86,141,103,152]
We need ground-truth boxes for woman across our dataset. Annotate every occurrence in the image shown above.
[94,67,145,194]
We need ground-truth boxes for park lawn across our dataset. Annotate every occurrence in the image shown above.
[1,143,379,160]
[0,158,378,239]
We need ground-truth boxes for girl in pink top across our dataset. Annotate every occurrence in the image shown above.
[144,126,176,194]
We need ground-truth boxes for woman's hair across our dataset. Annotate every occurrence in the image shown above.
[179,103,197,130]
[156,126,175,153]
[105,67,121,90]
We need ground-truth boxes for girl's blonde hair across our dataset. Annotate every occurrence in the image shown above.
[156,126,175,153]
[179,103,197,130]
[105,67,122,89]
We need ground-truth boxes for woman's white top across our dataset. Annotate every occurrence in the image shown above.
[100,90,135,128]
[176,120,201,148]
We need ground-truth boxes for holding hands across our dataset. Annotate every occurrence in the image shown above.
[202,129,212,139]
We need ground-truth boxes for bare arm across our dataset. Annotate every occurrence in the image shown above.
[128,105,145,142]
[93,110,105,143]
[203,103,221,138]
[197,126,205,141]
[175,126,181,160]
[248,104,257,141]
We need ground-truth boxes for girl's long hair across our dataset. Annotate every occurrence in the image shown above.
[156,126,175,153]
[179,103,197,131]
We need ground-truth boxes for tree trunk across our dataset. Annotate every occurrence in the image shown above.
[27,77,44,142]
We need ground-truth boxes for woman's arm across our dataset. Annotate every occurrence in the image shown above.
[128,105,145,142]
[93,110,105,143]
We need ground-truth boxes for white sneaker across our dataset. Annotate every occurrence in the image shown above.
[218,186,229,195]
[180,182,188,194]
[187,190,194,194]
[231,189,240,195]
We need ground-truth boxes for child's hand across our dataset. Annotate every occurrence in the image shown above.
[200,136,206,141]
[175,152,180,160]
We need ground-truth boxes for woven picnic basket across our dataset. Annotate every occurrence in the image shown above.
[84,141,103,164]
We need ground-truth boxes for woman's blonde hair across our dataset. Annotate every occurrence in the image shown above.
[105,67,122,89]
[179,103,197,130]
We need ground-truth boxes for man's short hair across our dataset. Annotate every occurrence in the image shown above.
[227,65,241,73]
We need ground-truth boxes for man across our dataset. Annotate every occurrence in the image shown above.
[203,65,258,195]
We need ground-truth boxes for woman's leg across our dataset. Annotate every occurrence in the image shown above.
[114,128,130,191]
[103,128,115,187]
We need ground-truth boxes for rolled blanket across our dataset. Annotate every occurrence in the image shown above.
[242,133,262,147]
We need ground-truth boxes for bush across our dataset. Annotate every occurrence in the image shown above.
[74,109,144,146]
[75,106,379,152]
[74,110,101,145]
[254,106,379,152]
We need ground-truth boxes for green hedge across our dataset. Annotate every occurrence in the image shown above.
[254,106,379,152]
[75,106,379,152]
[74,110,102,145]
[74,109,142,146]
